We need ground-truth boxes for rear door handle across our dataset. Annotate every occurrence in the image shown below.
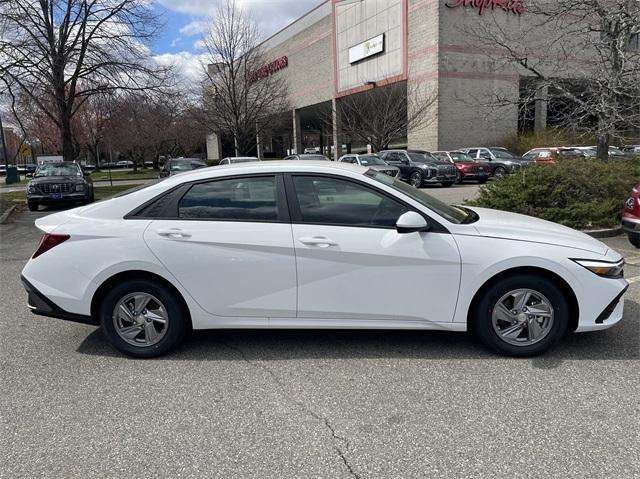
[156,228,192,239]
[299,236,338,247]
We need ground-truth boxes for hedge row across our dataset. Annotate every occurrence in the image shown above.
[465,159,640,229]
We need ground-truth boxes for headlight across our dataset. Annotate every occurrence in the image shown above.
[572,259,624,278]
[27,184,37,194]
[75,184,85,192]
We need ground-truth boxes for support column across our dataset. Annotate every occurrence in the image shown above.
[534,84,548,133]
[332,98,342,160]
[292,109,302,154]
[206,133,222,162]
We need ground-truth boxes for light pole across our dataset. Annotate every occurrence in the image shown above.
[0,112,8,171]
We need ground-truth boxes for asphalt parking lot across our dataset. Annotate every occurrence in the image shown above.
[1,204,638,478]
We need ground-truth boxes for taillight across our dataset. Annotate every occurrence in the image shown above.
[32,234,70,259]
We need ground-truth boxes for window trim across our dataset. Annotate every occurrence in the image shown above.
[283,172,448,232]
[125,173,290,223]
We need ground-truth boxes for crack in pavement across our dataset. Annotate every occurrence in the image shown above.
[219,341,361,479]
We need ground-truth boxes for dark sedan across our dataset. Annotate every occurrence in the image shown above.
[26,162,94,211]
[159,158,208,178]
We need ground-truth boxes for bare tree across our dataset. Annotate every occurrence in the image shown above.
[465,0,640,160]
[0,0,169,161]
[326,82,436,153]
[201,0,290,156]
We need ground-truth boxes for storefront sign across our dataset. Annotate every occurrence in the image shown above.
[445,0,524,16]
[349,34,385,64]
[249,56,288,82]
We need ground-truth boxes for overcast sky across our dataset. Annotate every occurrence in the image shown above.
[152,0,322,81]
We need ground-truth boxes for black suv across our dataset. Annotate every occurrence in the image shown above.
[27,162,94,211]
[379,149,457,187]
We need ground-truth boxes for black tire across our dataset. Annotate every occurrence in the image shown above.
[473,274,569,357]
[493,166,507,179]
[27,201,38,212]
[100,279,188,358]
[409,171,423,188]
[477,178,488,184]
[441,181,455,187]
[629,232,640,248]
[89,192,95,202]
[455,171,462,184]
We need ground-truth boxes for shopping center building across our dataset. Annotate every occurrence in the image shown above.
[207,0,541,160]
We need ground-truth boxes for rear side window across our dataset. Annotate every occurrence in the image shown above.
[178,176,279,221]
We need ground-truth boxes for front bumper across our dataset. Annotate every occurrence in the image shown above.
[21,275,98,325]
[621,215,640,234]
[423,174,457,183]
[28,193,89,204]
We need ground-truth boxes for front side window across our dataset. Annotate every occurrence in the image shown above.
[292,176,408,228]
[489,148,515,159]
[178,176,279,221]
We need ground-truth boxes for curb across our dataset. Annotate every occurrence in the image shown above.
[582,226,623,238]
[0,204,18,224]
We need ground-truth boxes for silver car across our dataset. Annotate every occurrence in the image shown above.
[338,153,400,178]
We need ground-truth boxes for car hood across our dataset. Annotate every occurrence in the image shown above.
[30,175,83,183]
[464,206,608,255]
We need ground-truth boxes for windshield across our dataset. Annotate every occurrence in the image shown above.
[34,163,81,177]
[407,152,429,163]
[171,161,207,171]
[359,155,386,165]
[449,152,473,162]
[489,148,515,159]
[365,170,472,224]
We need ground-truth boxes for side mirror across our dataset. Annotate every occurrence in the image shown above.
[396,211,429,234]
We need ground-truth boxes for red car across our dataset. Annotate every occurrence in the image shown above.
[622,183,640,248]
[432,151,490,184]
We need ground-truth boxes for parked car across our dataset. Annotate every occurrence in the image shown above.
[432,151,490,184]
[338,153,399,177]
[284,154,330,161]
[304,147,321,154]
[461,147,526,178]
[116,160,134,167]
[218,157,260,165]
[21,160,627,358]
[621,145,640,155]
[622,183,640,248]
[26,162,94,212]
[522,147,586,165]
[378,149,457,187]
[159,158,208,178]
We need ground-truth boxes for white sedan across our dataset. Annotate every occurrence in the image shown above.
[21,161,627,358]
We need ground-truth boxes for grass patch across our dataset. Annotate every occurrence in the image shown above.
[0,183,145,204]
[89,169,158,181]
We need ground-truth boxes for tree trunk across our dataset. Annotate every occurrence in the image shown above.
[60,108,75,161]
[596,132,609,161]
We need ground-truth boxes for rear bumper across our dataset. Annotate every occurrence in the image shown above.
[21,275,98,326]
[622,215,640,234]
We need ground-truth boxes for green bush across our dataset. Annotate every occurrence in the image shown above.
[465,159,640,229]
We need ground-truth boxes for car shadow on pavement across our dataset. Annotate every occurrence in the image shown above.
[77,300,638,366]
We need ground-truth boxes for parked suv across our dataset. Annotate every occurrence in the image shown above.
[622,183,640,248]
[26,162,93,212]
[432,151,490,184]
[379,149,457,187]
[462,147,529,177]
[338,153,400,177]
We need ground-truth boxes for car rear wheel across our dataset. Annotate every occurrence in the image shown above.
[493,166,507,178]
[455,171,462,184]
[474,274,569,357]
[100,279,188,358]
[629,232,640,248]
[409,171,423,188]
[27,201,38,212]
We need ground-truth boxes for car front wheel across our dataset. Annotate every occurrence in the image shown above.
[28,201,38,212]
[441,181,454,187]
[493,166,507,178]
[100,279,188,358]
[629,232,640,248]
[474,274,569,357]
[409,171,423,188]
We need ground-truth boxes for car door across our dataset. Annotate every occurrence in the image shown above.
[284,174,461,325]
[143,174,297,319]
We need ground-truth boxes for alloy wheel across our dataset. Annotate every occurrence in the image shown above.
[410,172,422,188]
[491,288,555,346]
[112,292,169,347]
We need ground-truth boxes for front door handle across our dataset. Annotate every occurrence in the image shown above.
[299,236,338,247]
[156,228,192,239]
